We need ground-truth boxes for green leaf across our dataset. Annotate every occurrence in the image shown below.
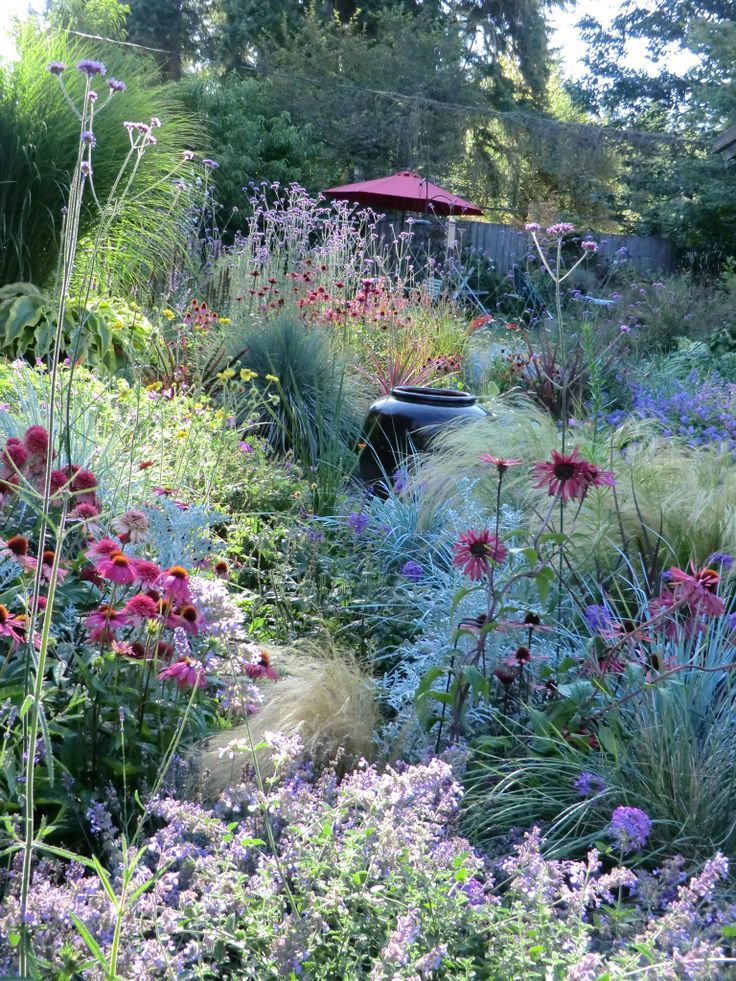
[69,913,107,967]
[535,565,555,604]
[19,694,34,718]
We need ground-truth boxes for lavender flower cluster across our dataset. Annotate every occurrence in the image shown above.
[0,756,730,979]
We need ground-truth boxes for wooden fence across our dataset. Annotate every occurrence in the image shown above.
[376,217,675,275]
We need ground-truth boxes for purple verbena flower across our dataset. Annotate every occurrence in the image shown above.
[76,59,106,77]
[46,61,66,75]
[202,158,219,169]
[80,161,92,178]
[81,130,96,147]
[107,77,126,92]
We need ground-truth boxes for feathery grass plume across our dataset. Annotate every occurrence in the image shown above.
[200,644,378,798]
[0,24,201,293]
[416,394,558,518]
[570,425,736,575]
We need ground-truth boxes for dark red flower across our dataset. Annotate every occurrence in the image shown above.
[532,447,613,503]
[453,529,507,580]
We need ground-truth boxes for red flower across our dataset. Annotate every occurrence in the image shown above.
[453,529,507,580]
[122,594,160,623]
[532,447,614,503]
[245,649,278,681]
[85,605,128,640]
[23,425,50,457]
[132,557,162,587]
[86,537,123,559]
[479,453,523,474]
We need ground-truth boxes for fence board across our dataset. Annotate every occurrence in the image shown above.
[375,217,675,275]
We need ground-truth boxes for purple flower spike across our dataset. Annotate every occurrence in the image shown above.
[107,78,126,93]
[81,130,96,147]
[76,59,106,78]
[608,806,652,854]
[401,559,424,581]
[202,158,219,169]
[80,160,92,178]
[47,61,66,75]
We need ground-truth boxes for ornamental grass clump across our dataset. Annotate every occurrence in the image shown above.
[200,643,378,797]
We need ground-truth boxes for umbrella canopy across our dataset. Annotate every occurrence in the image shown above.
[323,170,482,217]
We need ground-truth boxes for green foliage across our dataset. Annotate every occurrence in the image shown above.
[572,2,736,258]
[47,0,130,37]
[250,8,482,183]
[179,73,323,224]
[464,619,736,864]
[0,283,153,372]
[0,24,201,290]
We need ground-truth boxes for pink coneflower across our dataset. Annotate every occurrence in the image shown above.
[40,550,67,582]
[162,565,192,603]
[0,604,27,647]
[23,425,50,457]
[176,604,200,635]
[131,557,162,587]
[159,657,206,689]
[86,537,123,559]
[122,593,159,624]
[110,509,149,543]
[85,605,128,640]
[453,529,507,580]
[0,535,36,573]
[667,563,725,617]
[244,649,278,681]
[96,552,137,586]
[532,447,613,503]
[479,453,523,474]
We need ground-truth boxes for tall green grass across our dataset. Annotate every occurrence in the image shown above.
[0,24,201,293]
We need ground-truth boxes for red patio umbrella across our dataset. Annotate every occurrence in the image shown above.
[322,170,482,216]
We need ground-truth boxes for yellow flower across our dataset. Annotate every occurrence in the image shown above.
[145,381,163,392]
[265,373,279,384]
[219,317,231,325]
[175,429,188,439]
[293,491,302,499]
[111,319,124,329]
[239,369,258,382]
[216,368,236,382]
[162,308,176,321]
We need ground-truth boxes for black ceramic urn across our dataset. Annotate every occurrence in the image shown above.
[357,385,487,487]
